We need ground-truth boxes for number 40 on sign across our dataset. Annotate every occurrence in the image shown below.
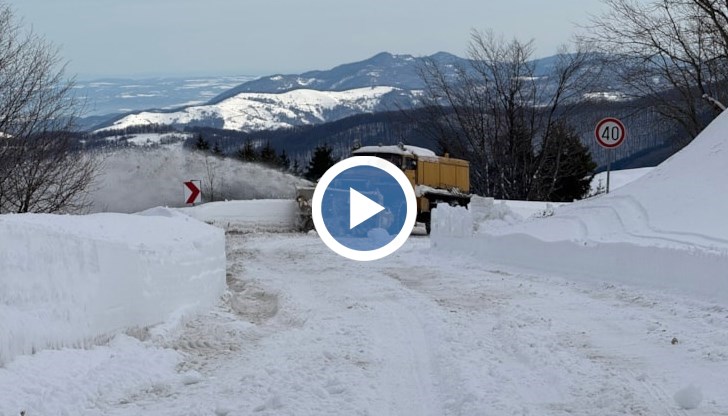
[594,117,627,194]
[595,117,626,149]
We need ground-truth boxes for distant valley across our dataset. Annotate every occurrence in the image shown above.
[76,75,258,118]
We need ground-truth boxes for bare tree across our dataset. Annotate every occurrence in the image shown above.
[0,3,97,213]
[419,30,599,200]
[691,0,728,57]
[588,0,728,144]
[201,155,228,203]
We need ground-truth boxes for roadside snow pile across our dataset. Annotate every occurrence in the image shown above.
[178,199,299,232]
[0,209,226,365]
[433,110,728,304]
[0,335,182,415]
[431,205,473,239]
[468,196,565,231]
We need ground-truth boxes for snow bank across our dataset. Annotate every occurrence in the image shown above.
[0,209,226,365]
[431,205,473,240]
[0,335,182,415]
[434,227,728,301]
[177,199,299,232]
[433,110,728,304]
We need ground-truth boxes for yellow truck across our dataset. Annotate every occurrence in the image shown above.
[296,143,471,234]
[351,143,470,234]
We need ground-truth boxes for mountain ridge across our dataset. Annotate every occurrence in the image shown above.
[97,86,419,133]
[92,50,614,133]
[205,51,469,104]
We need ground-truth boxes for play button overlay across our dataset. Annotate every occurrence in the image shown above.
[349,188,385,229]
[312,156,417,261]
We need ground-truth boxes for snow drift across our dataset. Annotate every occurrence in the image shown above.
[433,110,728,304]
[0,209,226,365]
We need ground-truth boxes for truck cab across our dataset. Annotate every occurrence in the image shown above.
[351,143,470,233]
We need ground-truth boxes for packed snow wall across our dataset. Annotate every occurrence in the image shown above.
[177,199,299,232]
[0,209,226,365]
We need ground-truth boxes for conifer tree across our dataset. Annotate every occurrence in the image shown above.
[195,134,210,151]
[278,149,291,170]
[211,141,223,156]
[236,140,257,162]
[260,141,278,165]
[305,143,336,181]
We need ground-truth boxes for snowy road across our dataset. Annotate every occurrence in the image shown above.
[93,232,728,416]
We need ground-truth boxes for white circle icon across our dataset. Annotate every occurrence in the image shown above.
[312,156,417,261]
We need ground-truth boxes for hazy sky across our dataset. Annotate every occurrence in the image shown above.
[15,0,611,79]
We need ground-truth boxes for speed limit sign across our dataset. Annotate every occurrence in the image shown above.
[595,117,626,149]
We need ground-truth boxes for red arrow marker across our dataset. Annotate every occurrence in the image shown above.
[184,181,200,204]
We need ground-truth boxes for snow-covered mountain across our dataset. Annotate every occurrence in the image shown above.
[208,51,468,101]
[99,86,418,132]
[92,52,469,132]
[93,51,618,134]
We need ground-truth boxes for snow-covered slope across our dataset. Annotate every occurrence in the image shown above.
[588,167,654,195]
[208,52,468,100]
[99,86,413,132]
[500,112,728,249]
[0,209,226,366]
[433,110,728,303]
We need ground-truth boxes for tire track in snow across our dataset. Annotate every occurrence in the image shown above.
[382,250,728,415]
[100,233,728,415]
[253,236,449,416]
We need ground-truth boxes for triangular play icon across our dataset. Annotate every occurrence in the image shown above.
[349,188,385,229]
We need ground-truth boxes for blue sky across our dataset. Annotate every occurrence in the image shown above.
[15,0,612,79]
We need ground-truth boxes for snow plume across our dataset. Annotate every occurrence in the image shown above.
[0,209,226,365]
[90,144,308,213]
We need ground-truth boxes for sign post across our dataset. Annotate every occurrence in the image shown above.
[184,180,202,205]
[594,117,627,194]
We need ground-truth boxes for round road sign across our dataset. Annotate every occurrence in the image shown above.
[595,117,627,149]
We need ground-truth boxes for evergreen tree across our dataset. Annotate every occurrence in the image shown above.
[236,140,257,162]
[291,159,301,176]
[534,122,597,202]
[195,134,210,151]
[260,141,278,165]
[305,143,336,181]
[278,149,291,170]
[212,141,223,156]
